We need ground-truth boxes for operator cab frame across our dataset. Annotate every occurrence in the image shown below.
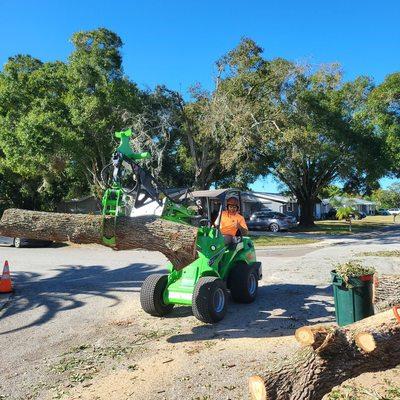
[187,188,243,233]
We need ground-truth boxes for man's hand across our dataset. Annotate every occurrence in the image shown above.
[236,221,248,236]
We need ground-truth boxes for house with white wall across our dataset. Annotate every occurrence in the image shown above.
[242,192,326,220]
[322,197,376,216]
[241,192,298,219]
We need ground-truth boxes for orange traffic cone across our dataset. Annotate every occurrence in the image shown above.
[0,260,13,293]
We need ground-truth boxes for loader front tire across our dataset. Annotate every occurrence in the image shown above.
[140,274,174,317]
[192,277,227,323]
[228,262,258,303]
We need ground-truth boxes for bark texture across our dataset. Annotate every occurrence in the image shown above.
[374,274,400,312]
[297,197,316,227]
[0,209,198,270]
[249,310,400,400]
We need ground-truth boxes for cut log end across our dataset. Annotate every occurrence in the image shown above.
[355,332,376,352]
[249,375,267,400]
[295,326,315,346]
[295,325,331,350]
[248,310,400,399]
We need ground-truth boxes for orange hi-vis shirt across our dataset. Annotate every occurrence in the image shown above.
[220,210,248,236]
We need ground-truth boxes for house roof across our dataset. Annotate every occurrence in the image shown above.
[322,196,376,206]
[243,191,295,204]
[190,188,240,200]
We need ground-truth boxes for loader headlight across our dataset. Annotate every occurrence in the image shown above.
[210,245,216,251]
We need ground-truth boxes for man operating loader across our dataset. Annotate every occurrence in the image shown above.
[220,196,248,244]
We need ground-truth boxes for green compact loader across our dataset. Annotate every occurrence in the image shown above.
[102,129,262,323]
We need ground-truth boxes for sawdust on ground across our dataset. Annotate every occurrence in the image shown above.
[55,300,400,400]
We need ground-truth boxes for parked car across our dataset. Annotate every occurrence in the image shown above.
[247,211,297,232]
[325,208,366,220]
[352,211,366,220]
[0,236,53,248]
[388,208,400,215]
[325,208,338,220]
[377,209,390,215]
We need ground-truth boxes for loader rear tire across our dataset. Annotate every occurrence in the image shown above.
[228,262,258,303]
[192,277,227,323]
[140,274,174,317]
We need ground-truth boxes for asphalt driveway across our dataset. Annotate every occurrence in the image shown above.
[0,229,399,399]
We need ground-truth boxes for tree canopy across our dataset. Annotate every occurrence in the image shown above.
[0,30,398,226]
[202,39,390,225]
[370,182,400,210]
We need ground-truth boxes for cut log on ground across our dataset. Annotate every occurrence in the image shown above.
[0,208,198,270]
[294,325,334,350]
[374,274,400,312]
[249,309,400,400]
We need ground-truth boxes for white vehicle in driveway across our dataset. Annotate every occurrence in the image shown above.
[388,208,400,215]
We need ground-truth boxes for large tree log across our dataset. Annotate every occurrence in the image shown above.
[0,209,198,270]
[374,274,400,312]
[249,309,400,400]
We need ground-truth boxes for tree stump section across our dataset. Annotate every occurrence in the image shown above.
[249,310,400,400]
[0,208,198,270]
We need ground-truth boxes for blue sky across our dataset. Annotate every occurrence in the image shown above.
[1,0,399,192]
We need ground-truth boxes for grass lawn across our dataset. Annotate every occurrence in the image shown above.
[295,215,397,235]
[251,235,319,247]
[357,250,400,257]
[250,216,398,246]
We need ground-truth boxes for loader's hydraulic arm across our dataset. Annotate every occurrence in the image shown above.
[101,129,196,246]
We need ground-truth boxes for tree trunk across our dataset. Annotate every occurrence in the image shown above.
[298,197,315,227]
[249,310,400,400]
[0,209,198,271]
[374,274,400,312]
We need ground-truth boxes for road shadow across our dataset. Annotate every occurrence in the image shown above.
[0,262,160,335]
[46,242,70,248]
[329,226,400,247]
[167,283,335,343]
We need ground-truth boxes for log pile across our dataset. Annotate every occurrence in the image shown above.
[374,274,400,312]
[249,309,400,400]
[0,208,198,270]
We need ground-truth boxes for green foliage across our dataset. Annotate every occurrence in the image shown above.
[370,182,400,209]
[0,55,87,211]
[0,31,397,213]
[329,197,359,230]
[66,28,141,196]
[336,206,355,221]
[0,29,141,210]
[207,38,389,226]
[368,73,400,175]
[334,261,375,287]
[320,185,343,199]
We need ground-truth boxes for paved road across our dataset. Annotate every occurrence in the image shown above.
[1,229,400,399]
